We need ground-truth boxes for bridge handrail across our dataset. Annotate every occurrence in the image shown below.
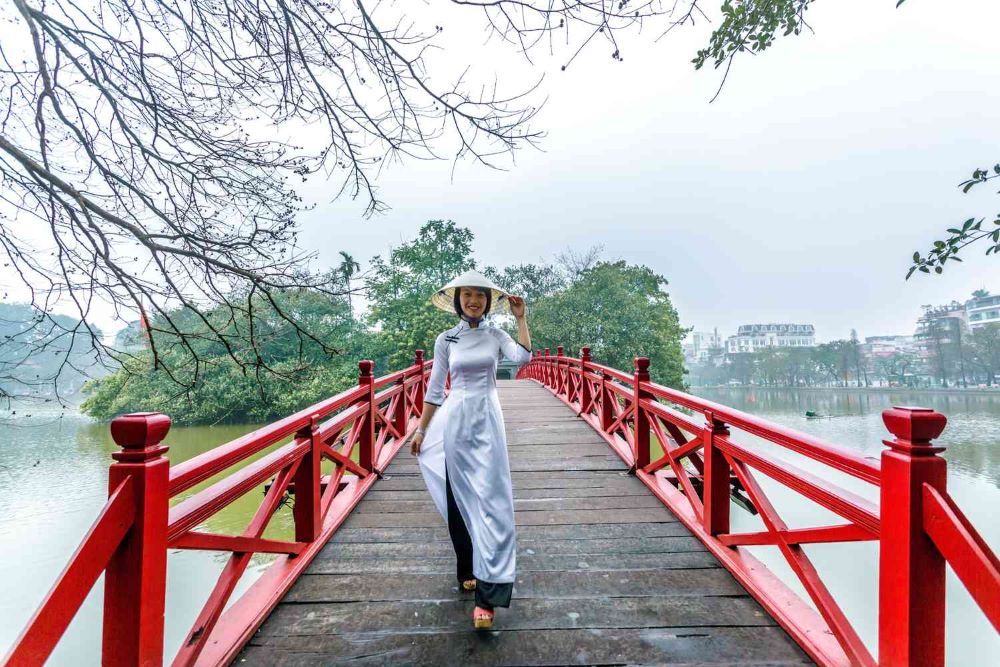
[4,351,431,667]
[518,347,999,667]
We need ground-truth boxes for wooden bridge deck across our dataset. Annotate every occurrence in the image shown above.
[238,380,811,666]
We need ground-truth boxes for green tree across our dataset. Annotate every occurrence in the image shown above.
[969,324,1000,386]
[81,288,362,425]
[484,264,565,303]
[365,220,475,370]
[335,252,363,313]
[530,261,687,388]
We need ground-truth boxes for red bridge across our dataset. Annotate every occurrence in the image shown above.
[4,347,999,666]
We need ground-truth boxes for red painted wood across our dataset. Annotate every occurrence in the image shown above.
[702,413,730,536]
[520,352,1000,667]
[727,456,875,666]
[922,484,1000,633]
[167,441,309,542]
[414,349,425,412]
[168,386,366,496]
[174,460,301,666]
[7,355,432,667]
[3,479,135,666]
[643,379,882,484]
[717,436,880,535]
[632,357,651,472]
[879,407,948,667]
[357,360,375,473]
[578,347,592,414]
[104,412,172,666]
[170,532,305,556]
[719,523,877,547]
[293,416,322,543]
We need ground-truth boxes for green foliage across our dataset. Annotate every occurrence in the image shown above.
[84,220,691,423]
[484,263,566,302]
[694,1,814,71]
[908,162,1000,278]
[365,219,475,370]
[529,261,688,389]
[82,289,364,425]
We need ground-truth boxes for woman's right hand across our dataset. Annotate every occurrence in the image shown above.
[410,431,424,456]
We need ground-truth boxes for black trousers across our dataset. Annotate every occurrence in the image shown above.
[445,466,513,610]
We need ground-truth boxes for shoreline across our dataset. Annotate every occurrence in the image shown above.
[692,385,1000,397]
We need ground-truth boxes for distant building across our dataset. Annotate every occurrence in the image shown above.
[966,292,1000,330]
[683,329,723,363]
[862,335,919,358]
[726,324,815,354]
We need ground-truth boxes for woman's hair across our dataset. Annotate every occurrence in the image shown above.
[453,286,491,318]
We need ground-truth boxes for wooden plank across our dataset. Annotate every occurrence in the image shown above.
[339,506,679,528]
[317,535,706,559]
[242,626,811,665]
[352,494,666,514]
[385,459,628,474]
[285,568,746,603]
[326,521,696,544]
[374,471,643,491]
[308,551,720,575]
[365,485,653,499]
[255,595,777,636]
[241,380,810,666]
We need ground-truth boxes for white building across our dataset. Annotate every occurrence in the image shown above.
[683,329,723,363]
[966,292,1000,330]
[726,324,816,354]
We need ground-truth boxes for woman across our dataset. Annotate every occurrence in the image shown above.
[410,269,532,630]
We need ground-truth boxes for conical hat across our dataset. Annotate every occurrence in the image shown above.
[431,269,510,313]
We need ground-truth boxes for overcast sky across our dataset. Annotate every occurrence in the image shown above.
[3,1,998,345]
[290,0,1000,343]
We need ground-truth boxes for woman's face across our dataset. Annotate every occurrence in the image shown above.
[459,286,488,319]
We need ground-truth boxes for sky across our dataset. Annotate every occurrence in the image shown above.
[290,0,1000,344]
[3,0,999,345]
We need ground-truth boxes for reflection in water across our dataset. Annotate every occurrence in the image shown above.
[693,387,1000,666]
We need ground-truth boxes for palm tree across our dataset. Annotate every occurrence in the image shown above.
[337,251,362,313]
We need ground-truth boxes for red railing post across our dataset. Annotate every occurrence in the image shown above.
[543,348,551,388]
[632,357,651,470]
[879,406,949,667]
[293,414,321,542]
[600,370,613,432]
[414,349,425,415]
[393,374,407,437]
[579,346,592,413]
[556,346,565,397]
[104,412,171,666]
[358,360,375,473]
[702,411,731,535]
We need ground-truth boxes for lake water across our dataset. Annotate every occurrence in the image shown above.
[1,388,997,664]
[693,387,1000,666]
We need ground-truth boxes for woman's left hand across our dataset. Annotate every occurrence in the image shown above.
[509,295,526,318]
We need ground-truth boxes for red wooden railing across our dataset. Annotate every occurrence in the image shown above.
[518,347,1000,667]
[4,352,431,667]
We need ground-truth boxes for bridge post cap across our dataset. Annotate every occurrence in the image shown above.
[544,347,550,355]
[414,349,424,361]
[581,346,591,358]
[556,345,564,355]
[110,413,170,461]
[358,360,374,375]
[634,357,650,372]
[882,406,947,454]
